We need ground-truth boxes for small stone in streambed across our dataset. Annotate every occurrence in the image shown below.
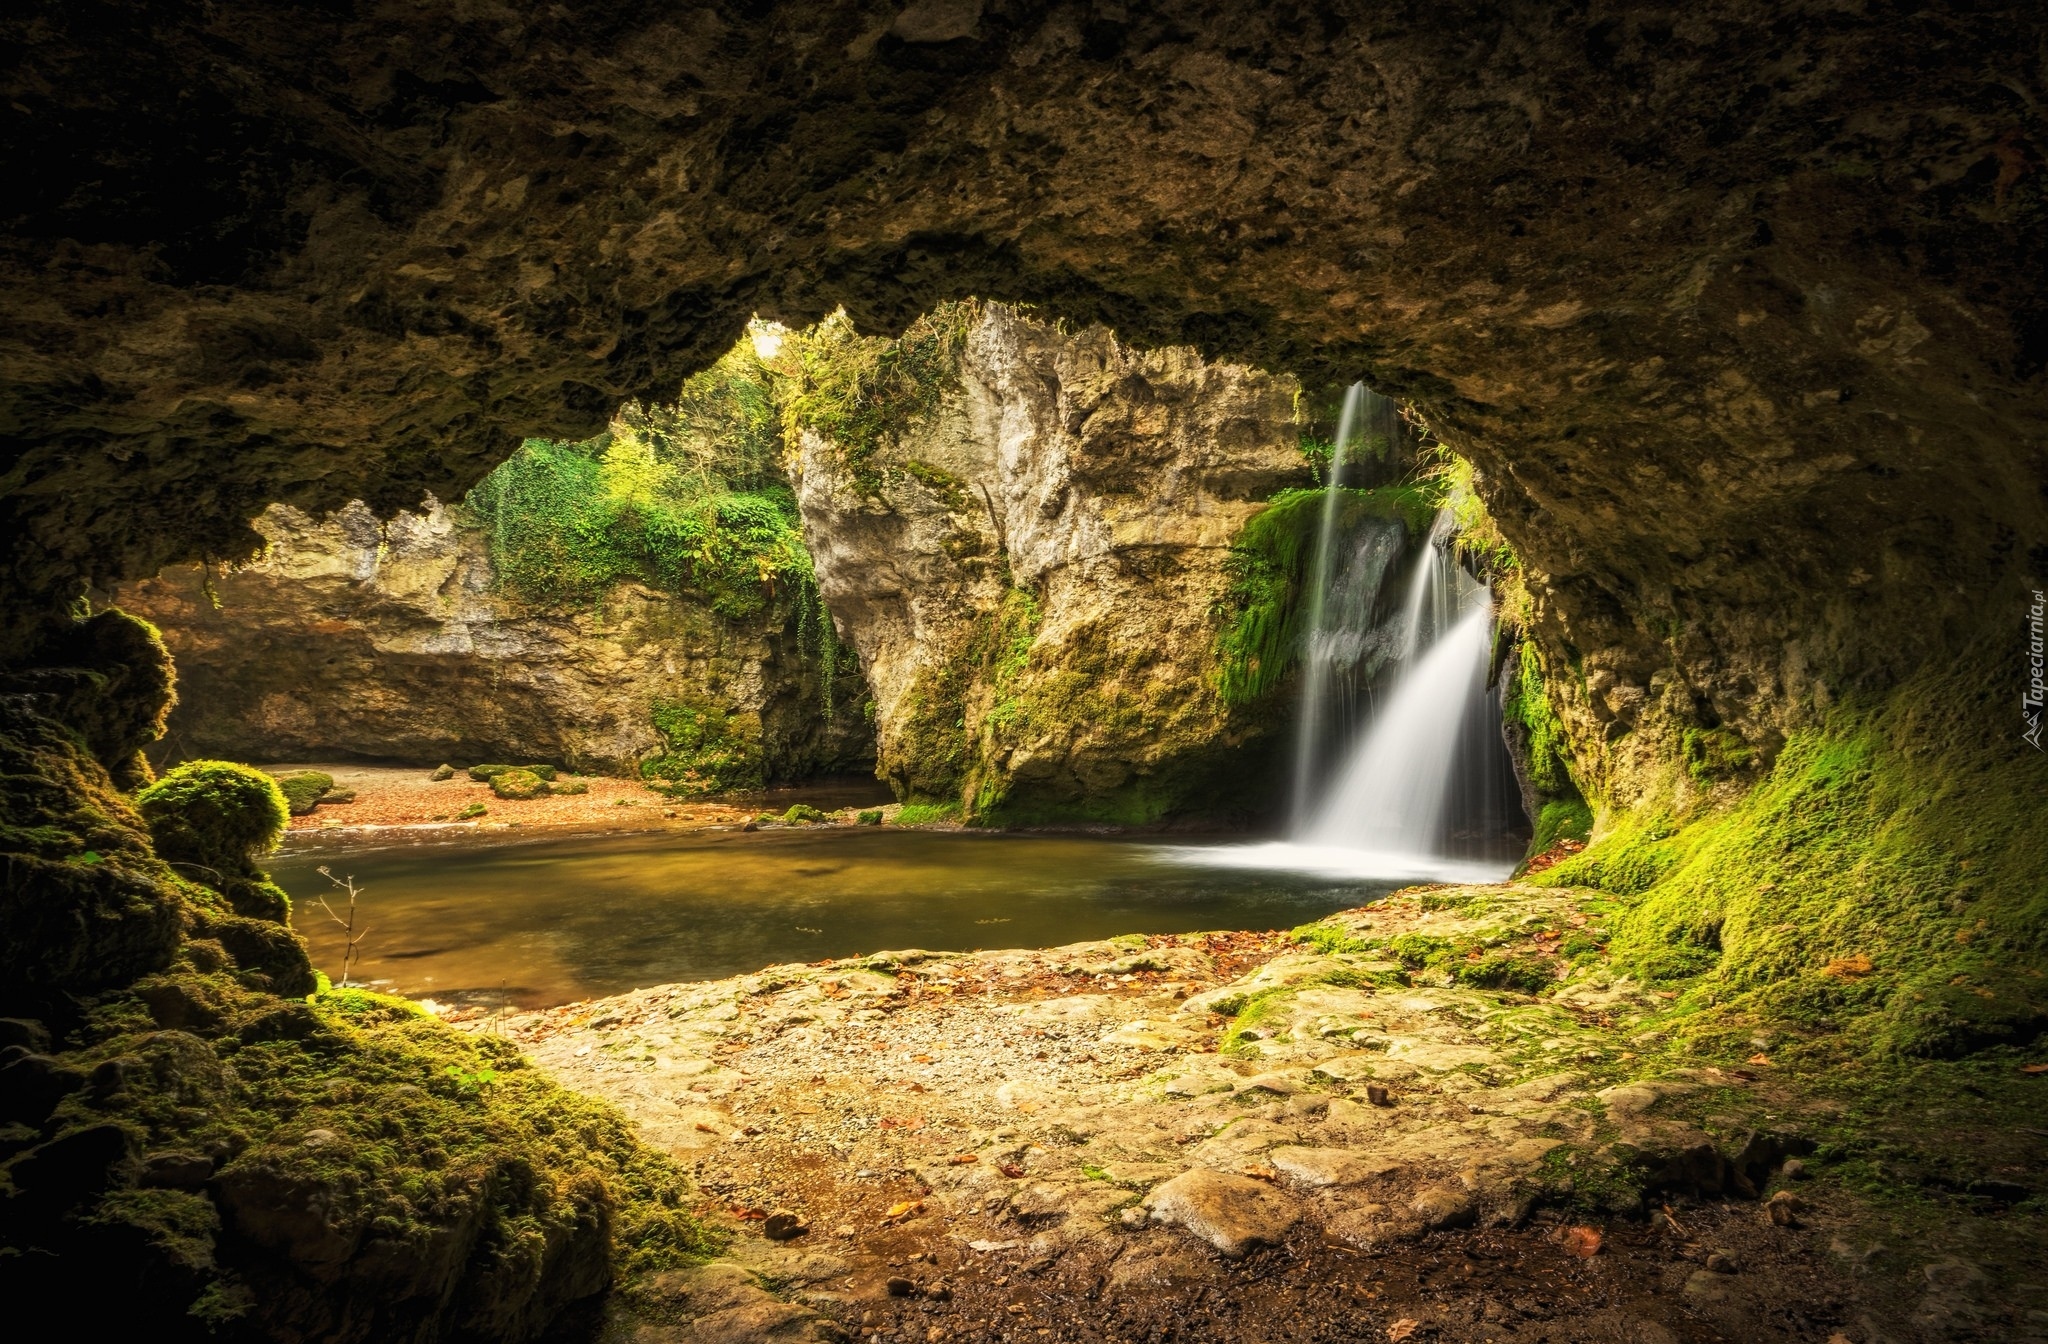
[430,763,454,780]
[1763,1190,1804,1227]
[1780,1158,1808,1180]
[887,1276,916,1297]
[1366,1083,1394,1107]
[1705,1251,1737,1274]
[763,1209,809,1240]
[1118,1205,1148,1230]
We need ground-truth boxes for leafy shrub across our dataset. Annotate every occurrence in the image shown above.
[775,302,978,497]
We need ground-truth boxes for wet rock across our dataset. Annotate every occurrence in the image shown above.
[1267,1146,1400,1189]
[1763,1190,1805,1227]
[763,1209,809,1241]
[1144,1169,1300,1258]
[1325,1204,1426,1251]
[1409,1184,1478,1231]
[886,1277,916,1297]
[138,1150,215,1189]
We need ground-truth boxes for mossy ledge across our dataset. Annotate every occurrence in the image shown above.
[0,613,716,1340]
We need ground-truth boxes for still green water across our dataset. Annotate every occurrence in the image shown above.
[268,828,1396,1008]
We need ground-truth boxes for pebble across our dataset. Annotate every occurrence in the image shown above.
[886,1277,916,1297]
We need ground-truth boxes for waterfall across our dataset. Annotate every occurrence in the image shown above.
[1169,464,1522,883]
[1287,383,1365,824]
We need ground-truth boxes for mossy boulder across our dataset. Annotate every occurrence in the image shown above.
[551,780,587,796]
[0,704,186,1006]
[429,763,454,781]
[136,761,288,883]
[468,763,513,782]
[0,608,179,790]
[271,769,334,816]
[781,803,827,825]
[856,809,883,825]
[489,769,548,800]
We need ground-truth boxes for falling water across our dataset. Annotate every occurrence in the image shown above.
[1288,382,1366,823]
[1168,491,1523,882]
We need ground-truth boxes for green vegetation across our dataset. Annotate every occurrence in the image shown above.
[488,767,548,800]
[456,802,487,820]
[774,301,979,497]
[1212,484,1438,707]
[641,697,763,797]
[1530,645,2048,1056]
[1529,797,1594,856]
[270,768,334,815]
[781,803,829,825]
[893,802,960,826]
[137,761,288,879]
[856,808,884,825]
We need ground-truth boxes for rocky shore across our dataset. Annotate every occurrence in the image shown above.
[462,884,2040,1344]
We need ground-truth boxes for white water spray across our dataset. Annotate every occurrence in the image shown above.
[1167,461,1520,883]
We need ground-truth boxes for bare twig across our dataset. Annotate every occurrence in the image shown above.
[313,864,369,989]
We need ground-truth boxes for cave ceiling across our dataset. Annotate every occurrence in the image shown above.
[3,0,2044,742]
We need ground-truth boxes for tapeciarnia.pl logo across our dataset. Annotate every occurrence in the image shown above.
[2027,588,2045,751]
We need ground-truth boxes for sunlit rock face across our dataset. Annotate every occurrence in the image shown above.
[116,500,872,778]
[794,303,1300,821]
[3,2,2043,778]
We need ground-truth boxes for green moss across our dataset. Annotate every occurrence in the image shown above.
[468,763,512,781]
[136,761,289,884]
[1533,646,2048,1053]
[270,768,333,816]
[1211,484,1437,707]
[456,802,488,820]
[1682,726,1758,787]
[489,768,548,800]
[1529,798,1593,855]
[1503,641,1578,799]
[641,697,763,797]
[781,804,828,825]
[776,302,978,497]
[1290,921,1376,956]
[856,809,883,825]
[35,607,179,790]
[893,802,960,826]
[1454,951,1555,994]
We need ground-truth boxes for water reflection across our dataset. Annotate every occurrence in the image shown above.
[269,828,1399,1008]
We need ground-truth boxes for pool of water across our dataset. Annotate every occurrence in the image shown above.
[268,827,1402,1008]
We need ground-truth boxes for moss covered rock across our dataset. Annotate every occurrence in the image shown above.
[489,768,548,800]
[136,762,288,881]
[0,703,186,1008]
[270,769,333,816]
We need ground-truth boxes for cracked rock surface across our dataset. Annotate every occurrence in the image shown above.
[463,884,1981,1341]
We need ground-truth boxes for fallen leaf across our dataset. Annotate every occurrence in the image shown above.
[1822,953,1874,980]
[1748,1052,1772,1066]
[1563,1225,1603,1258]
[882,1199,926,1222]
[949,1153,979,1165]
[1242,1165,1278,1182]
[730,1205,768,1220]
[913,1054,934,1063]
[2021,1063,2048,1075]
[999,1163,1026,1178]
[1387,1320,1422,1342]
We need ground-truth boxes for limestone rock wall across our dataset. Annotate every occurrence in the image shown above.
[116,499,873,779]
[795,304,1303,822]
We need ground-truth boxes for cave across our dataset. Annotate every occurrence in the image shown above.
[2,4,2044,1341]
